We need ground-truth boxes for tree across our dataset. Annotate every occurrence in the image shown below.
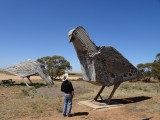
[156,53,160,63]
[137,52,160,82]
[37,55,72,79]
[152,61,160,81]
[137,63,152,82]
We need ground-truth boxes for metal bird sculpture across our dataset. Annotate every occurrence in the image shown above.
[68,26,141,104]
[4,60,53,86]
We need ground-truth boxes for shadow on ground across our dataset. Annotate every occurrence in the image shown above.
[97,96,152,105]
[72,112,89,117]
[14,82,47,88]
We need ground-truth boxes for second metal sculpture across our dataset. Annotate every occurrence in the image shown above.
[4,60,53,86]
[68,26,141,103]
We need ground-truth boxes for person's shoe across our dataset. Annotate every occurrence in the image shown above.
[63,114,67,117]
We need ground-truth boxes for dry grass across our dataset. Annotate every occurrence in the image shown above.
[0,86,53,120]
[0,77,160,120]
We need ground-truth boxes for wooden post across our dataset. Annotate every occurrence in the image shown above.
[94,85,105,101]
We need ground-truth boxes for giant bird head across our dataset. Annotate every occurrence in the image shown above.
[36,62,53,85]
[68,26,98,57]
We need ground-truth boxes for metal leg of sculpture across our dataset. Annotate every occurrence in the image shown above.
[106,82,121,104]
[27,76,33,84]
[94,85,105,101]
[22,77,30,86]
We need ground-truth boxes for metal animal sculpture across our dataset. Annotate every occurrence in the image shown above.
[4,60,53,86]
[68,26,141,103]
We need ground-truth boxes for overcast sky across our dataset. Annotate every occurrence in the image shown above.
[0,0,160,72]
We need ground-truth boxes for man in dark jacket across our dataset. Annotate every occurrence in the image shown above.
[61,73,74,117]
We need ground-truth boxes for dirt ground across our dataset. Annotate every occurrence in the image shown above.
[0,73,160,120]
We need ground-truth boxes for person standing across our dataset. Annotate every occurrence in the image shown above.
[61,73,74,117]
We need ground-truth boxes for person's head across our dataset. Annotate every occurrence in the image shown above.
[62,73,68,81]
